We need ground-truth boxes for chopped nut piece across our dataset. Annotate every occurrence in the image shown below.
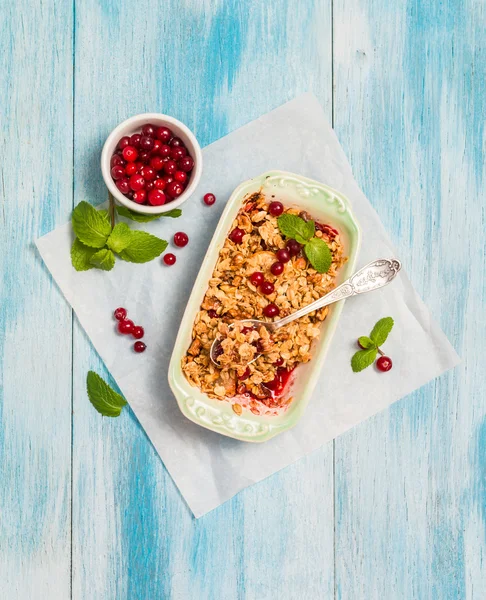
[232,403,243,415]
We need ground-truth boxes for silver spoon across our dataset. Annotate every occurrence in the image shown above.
[210,258,402,366]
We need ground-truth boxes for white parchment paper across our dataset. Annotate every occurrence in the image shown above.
[36,94,460,517]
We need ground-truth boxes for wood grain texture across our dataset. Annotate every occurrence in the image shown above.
[0,1,73,598]
[2,0,485,598]
[333,0,486,598]
[72,1,334,599]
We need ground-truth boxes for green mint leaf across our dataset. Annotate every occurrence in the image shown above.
[304,237,332,273]
[358,336,375,349]
[294,233,310,245]
[71,237,98,271]
[351,347,378,372]
[369,317,394,347]
[116,205,182,222]
[72,201,112,248]
[277,214,315,243]
[89,248,115,271]
[303,219,315,240]
[106,223,133,253]
[86,371,127,417]
[118,230,168,263]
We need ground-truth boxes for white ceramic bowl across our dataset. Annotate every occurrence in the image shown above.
[101,113,202,214]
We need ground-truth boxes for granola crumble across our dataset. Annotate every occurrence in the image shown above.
[181,192,347,414]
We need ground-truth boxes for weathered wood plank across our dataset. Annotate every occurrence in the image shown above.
[333,0,486,597]
[0,1,73,598]
[72,1,334,598]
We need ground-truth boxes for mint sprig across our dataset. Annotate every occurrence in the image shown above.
[351,347,378,372]
[116,205,182,222]
[72,201,112,248]
[90,248,116,271]
[370,317,394,346]
[71,201,171,272]
[118,230,168,263]
[87,371,127,417]
[351,317,394,372]
[277,213,332,273]
[304,237,332,274]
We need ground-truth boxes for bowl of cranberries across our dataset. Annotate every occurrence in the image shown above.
[101,113,202,214]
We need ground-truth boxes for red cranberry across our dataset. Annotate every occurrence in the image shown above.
[164,160,177,175]
[134,161,144,173]
[162,175,174,186]
[249,272,264,286]
[114,307,127,321]
[276,248,291,263]
[254,340,264,353]
[270,261,284,276]
[117,136,131,150]
[125,162,137,176]
[140,166,156,181]
[152,139,162,154]
[130,134,142,148]
[170,137,183,147]
[174,232,189,247]
[166,181,184,198]
[174,170,187,184]
[132,189,146,204]
[132,326,144,339]
[150,156,165,171]
[140,136,154,151]
[141,124,156,137]
[148,189,166,206]
[170,146,186,160]
[274,357,284,366]
[111,165,125,180]
[156,126,172,143]
[111,154,125,168]
[239,367,251,380]
[118,319,134,334]
[134,341,146,353]
[116,178,130,194]
[129,174,145,191]
[127,191,134,200]
[229,228,245,244]
[269,201,284,216]
[286,239,301,257]
[159,144,171,158]
[260,281,275,295]
[122,146,138,162]
[163,253,176,265]
[376,356,393,372]
[179,156,194,172]
[203,193,216,206]
[139,151,151,163]
[208,309,218,318]
[213,344,224,360]
[154,178,166,190]
[146,181,155,192]
[263,303,280,318]
[315,223,339,237]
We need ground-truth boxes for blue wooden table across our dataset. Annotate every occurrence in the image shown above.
[1,1,485,598]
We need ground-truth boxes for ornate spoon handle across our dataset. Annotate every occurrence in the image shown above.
[273,259,402,330]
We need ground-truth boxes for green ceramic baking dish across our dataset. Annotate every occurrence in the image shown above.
[168,170,361,442]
